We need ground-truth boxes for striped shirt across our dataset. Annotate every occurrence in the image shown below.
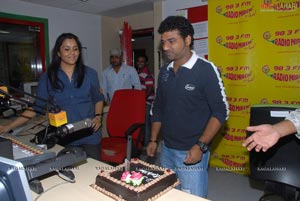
[138,67,154,105]
[285,108,300,138]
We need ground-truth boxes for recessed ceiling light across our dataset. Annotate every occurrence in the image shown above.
[0,30,10,34]
[79,0,88,2]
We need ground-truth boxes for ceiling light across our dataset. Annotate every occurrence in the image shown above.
[0,30,10,34]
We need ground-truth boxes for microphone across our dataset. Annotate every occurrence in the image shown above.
[56,118,93,138]
[48,110,68,128]
[32,118,93,149]
[1,86,19,118]
[0,82,67,127]
[0,86,9,97]
[0,87,10,107]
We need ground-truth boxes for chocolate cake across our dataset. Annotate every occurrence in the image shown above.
[91,158,179,201]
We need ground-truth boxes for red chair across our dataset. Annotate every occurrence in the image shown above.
[101,89,146,165]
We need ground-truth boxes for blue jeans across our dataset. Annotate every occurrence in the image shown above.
[160,142,210,198]
[144,104,151,146]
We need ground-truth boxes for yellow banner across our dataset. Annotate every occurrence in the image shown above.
[208,0,300,175]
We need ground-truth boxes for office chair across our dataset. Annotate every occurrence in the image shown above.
[247,104,300,201]
[101,89,146,165]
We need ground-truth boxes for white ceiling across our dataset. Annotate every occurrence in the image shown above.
[19,0,163,17]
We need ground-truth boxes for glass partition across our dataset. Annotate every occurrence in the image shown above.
[0,12,48,97]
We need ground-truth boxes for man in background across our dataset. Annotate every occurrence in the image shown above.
[136,55,155,146]
[101,48,141,103]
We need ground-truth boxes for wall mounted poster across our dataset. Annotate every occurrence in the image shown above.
[208,0,300,175]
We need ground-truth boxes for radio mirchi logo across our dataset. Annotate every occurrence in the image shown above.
[263,30,300,47]
[215,2,256,19]
[216,34,255,50]
[262,64,300,83]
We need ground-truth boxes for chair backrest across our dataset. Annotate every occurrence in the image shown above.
[106,89,146,139]
[248,104,300,189]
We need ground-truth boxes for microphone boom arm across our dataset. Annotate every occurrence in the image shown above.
[0,81,60,113]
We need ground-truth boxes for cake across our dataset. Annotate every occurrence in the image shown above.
[91,158,180,201]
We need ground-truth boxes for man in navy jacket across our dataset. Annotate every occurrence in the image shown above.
[147,16,229,198]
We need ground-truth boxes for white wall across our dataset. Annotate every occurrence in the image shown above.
[120,11,154,29]
[151,0,206,82]
[162,0,206,18]
[0,0,102,76]
[101,11,154,69]
[1,0,206,79]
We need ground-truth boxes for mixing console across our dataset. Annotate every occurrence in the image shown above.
[1,133,56,167]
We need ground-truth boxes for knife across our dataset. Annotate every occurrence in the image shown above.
[125,135,132,171]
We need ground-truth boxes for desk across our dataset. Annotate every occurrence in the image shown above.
[31,158,209,201]
[0,115,47,136]
[1,116,209,201]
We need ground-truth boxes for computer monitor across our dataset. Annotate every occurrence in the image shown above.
[0,156,32,201]
[248,104,300,199]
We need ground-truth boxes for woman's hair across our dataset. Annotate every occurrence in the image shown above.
[158,16,194,48]
[47,33,85,90]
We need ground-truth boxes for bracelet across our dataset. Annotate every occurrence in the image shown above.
[149,140,158,143]
[94,113,102,118]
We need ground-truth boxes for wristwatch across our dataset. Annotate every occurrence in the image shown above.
[196,141,209,153]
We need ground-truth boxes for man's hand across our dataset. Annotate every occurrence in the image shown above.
[184,145,203,164]
[242,124,281,152]
[146,141,157,157]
